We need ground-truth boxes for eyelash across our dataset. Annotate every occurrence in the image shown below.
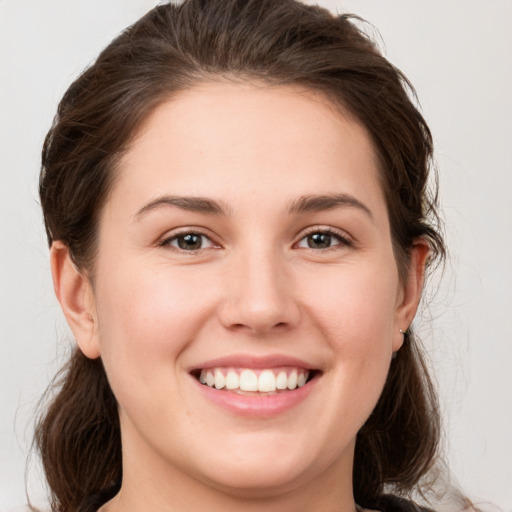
[295,227,353,251]
[159,229,219,253]
[159,227,353,253]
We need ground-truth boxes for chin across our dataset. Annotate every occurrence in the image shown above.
[199,458,313,499]
[183,429,349,499]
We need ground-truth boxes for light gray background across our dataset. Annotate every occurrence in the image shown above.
[1,1,511,511]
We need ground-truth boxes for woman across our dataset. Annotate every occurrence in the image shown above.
[36,1,456,511]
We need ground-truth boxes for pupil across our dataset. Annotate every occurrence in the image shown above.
[178,234,202,250]
[308,233,331,249]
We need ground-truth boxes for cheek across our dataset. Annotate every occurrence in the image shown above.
[300,259,399,345]
[298,258,399,395]
[92,260,216,390]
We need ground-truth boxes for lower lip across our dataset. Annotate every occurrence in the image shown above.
[191,373,318,417]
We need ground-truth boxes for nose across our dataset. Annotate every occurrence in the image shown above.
[218,247,301,336]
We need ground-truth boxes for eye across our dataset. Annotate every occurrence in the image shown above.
[296,229,352,250]
[163,232,216,251]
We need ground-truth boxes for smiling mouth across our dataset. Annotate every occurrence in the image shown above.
[193,367,316,394]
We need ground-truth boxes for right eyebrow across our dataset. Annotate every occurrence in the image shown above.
[134,195,230,220]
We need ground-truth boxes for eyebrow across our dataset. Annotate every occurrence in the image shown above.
[135,196,229,219]
[288,193,373,219]
[134,192,372,220]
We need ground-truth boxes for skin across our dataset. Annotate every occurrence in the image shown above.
[51,82,428,512]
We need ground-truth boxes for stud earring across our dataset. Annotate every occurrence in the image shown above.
[399,329,407,335]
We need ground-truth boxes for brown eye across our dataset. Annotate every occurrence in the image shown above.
[296,229,352,250]
[306,232,332,249]
[177,234,202,250]
[165,233,215,251]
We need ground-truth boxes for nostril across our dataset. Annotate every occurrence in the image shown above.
[228,323,252,332]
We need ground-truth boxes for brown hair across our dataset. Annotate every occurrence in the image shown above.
[36,1,446,510]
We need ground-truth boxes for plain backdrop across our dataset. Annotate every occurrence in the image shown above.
[1,1,511,511]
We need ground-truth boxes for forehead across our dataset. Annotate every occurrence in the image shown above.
[110,82,386,219]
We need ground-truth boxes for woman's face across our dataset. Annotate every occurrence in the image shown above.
[64,83,424,503]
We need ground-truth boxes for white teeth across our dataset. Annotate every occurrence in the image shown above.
[287,369,298,390]
[198,368,311,392]
[214,369,225,389]
[258,370,276,392]
[225,370,239,390]
[239,369,258,391]
[276,371,288,390]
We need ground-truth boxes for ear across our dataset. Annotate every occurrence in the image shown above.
[50,241,100,359]
[393,239,430,352]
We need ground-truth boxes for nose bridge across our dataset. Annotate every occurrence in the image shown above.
[219,240,299,334]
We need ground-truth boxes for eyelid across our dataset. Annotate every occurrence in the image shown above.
[158,227,221,251]
[156,225,353,252]
[294,225,354,249]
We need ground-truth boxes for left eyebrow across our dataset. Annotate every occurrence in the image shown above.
[288,193,373,219]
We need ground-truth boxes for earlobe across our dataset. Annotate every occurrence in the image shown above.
[50,241,100,359]
[393,239,430,351]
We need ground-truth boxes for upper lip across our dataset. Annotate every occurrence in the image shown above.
[188,354,318,373]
